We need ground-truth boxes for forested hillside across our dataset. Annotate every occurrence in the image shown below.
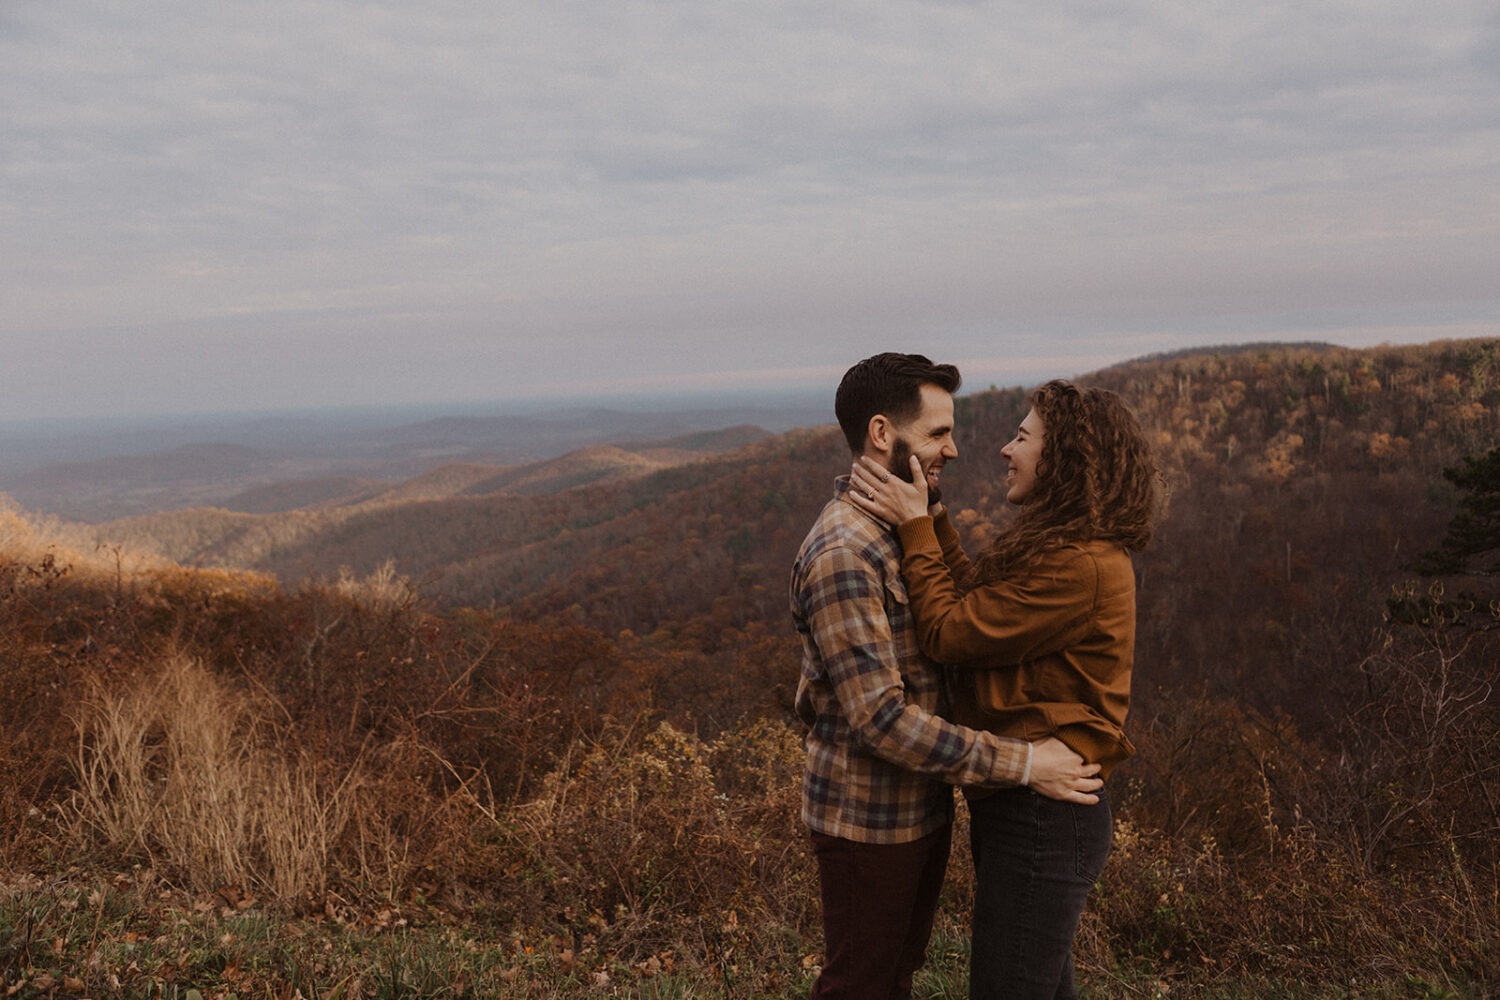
[90,338,1500,727]
[4,338,1496,995]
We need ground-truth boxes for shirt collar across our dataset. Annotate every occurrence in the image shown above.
[833,475,893,531]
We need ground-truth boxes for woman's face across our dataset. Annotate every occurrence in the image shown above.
[1000,407,1045,504]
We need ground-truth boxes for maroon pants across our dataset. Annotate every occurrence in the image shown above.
[809,823,953,1000]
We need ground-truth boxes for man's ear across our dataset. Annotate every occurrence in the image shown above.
[866,413,895,453]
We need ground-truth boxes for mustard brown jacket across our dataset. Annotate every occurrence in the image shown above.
[895,512,1137,778]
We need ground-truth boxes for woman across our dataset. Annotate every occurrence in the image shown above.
[850,379,1163,999]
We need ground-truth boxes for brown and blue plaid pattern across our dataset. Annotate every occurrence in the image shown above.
[791,479,1029,844]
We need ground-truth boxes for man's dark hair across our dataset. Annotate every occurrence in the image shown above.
[834,352,962,453]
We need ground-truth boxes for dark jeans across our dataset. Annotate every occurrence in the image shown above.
[968,787,1112,1000]
[809,823,953,1000]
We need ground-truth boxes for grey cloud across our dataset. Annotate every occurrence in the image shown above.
[1,0,1496,418]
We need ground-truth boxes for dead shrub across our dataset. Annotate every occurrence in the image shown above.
[0,548,111,864]
[1122,691,1306,856]
[510,718,817,960]
[1085,816,1495,989]
[1311,621,1500,875]
[1100,614,1500,990]
[334,559,419,619]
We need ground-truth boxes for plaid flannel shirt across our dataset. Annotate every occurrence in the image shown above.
[790,478,1032,844]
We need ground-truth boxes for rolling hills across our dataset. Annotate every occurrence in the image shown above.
[2,337,1496,993]
[63,337,1500,729]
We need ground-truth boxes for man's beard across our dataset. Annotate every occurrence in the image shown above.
[890,437,940,505]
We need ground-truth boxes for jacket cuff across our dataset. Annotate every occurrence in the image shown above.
[896,515,940,553]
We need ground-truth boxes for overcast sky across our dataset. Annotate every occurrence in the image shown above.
[3,1,1497,420]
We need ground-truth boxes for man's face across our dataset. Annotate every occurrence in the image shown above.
[888,383,959,505]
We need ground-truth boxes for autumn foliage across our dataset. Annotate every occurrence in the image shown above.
[2,338,1499,995]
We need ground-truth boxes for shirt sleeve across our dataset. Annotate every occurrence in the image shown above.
[896,517,1097,667]
[801,543,1030,788]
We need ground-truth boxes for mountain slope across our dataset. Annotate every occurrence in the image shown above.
[91,424,782,571]
[94,338,1500,733]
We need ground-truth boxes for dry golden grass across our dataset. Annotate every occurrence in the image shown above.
[69,652,367,904]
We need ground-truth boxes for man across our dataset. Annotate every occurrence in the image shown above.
[791,352,1102,1000]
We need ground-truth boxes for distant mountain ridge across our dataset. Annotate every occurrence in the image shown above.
[6,336,1497,753]
[66,423,785,569]
[0,394,809,521]
[210,425,775,513]
[9,442,277,519]
[81,339,1499,628]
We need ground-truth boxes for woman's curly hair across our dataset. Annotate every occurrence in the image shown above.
[971,379,1165,584]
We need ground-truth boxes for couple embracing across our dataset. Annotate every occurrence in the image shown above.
[791,353,1163,999]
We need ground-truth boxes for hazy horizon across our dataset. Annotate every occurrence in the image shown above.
[0,333,1465,440]
[0,383,842,482]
